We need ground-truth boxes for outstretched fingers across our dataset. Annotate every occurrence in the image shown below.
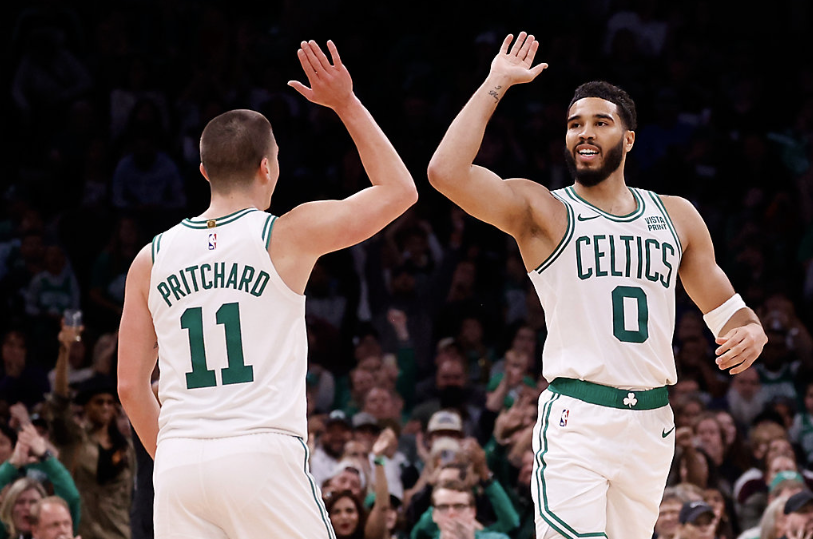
[301,41,324,76]
[509,31,528,56]
[296,45,317,78]
[518,34,535,61]
[327,40,342,68]
[499,34,514,55]
[308,40,333,71]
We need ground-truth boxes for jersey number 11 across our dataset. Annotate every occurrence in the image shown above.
[180,302,254,389]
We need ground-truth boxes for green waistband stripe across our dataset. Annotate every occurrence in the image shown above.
[548,378,668,410]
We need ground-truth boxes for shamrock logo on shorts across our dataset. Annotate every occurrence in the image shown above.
[623,392,637,408]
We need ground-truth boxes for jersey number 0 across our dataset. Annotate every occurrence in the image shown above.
[181,302,255,389]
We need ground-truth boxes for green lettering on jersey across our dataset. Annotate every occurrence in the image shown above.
[157,282,172,307]
[213,262,225,288]
[225,264,239,289]
[644,239,660,283]
[167,274,186,301]
[593,235,608,277]
[178,268,192,295]
[661,242,675,289]
[619,235,634,278]
[238,265,255,292]
[185,266,200,292]
[576,236,592,280]
[200,264,213,290]
[250,272,270,297]
[609,236,623,277]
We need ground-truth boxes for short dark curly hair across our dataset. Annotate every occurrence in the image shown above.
[568,81,637,131]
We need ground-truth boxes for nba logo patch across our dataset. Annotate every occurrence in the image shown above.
[559,409,569,427]
[208,233,217,250]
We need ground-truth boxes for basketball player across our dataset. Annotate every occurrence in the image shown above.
[117,40,417,539]
[426,32,767,539]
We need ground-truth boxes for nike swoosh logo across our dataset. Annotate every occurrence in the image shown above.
[577,214,600,221]
[662,426,675,438]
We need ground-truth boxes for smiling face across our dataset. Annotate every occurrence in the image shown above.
[564,97,634,187]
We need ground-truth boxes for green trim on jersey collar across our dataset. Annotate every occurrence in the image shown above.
[565,186,645,222]
[182,208,259,229]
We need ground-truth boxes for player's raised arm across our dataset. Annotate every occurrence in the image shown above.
[665,196,767,375]
[280,40,417,260]
[427,32,552,237]
[117,245,160,458]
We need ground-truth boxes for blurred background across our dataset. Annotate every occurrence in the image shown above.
[1,1,813,539]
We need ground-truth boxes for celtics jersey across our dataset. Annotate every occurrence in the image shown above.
[528,186,683,390]
[147,208,308,443]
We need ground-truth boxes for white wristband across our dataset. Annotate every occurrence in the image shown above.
[703,293,747,338]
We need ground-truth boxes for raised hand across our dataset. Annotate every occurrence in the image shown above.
[58,318,83,348]
[489,32,548,87]
[372,427,398,458]
[9,402,31,430]
[288,40,354,110]
[17,424,47,459]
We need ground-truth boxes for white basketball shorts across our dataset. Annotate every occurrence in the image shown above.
[531,380,675,539]
[153,432,335,539]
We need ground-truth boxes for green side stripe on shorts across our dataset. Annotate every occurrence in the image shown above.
[298,438,335,539]
[535,393,608,538]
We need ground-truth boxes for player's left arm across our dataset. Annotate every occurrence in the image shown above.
[117,245,161,458]
[665,196,767,374]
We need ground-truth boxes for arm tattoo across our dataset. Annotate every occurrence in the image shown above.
[488,85,502,102]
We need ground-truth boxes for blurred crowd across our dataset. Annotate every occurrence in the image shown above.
[1,0,813,538]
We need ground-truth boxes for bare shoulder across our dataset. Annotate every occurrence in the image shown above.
[659,194,700,219]
[658,194,711,252]
[126,244,154,292]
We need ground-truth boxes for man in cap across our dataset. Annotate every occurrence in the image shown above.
[779,490,813,539]
[310,410,353,486]
[427,410,464,444]
[675,500,715,539]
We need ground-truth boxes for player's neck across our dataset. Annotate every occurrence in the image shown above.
[200,191,265,219]
[572,173,634,215]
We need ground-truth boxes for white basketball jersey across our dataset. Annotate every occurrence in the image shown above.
[528,186,683,390]
[147,208,308,443]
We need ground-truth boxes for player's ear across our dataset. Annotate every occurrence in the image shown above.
[199,163,211,183]
[260,157,271,180]
[625,130,635,152]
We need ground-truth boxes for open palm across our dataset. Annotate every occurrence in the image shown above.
[288,40,354,110]
[490,32,548,85]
